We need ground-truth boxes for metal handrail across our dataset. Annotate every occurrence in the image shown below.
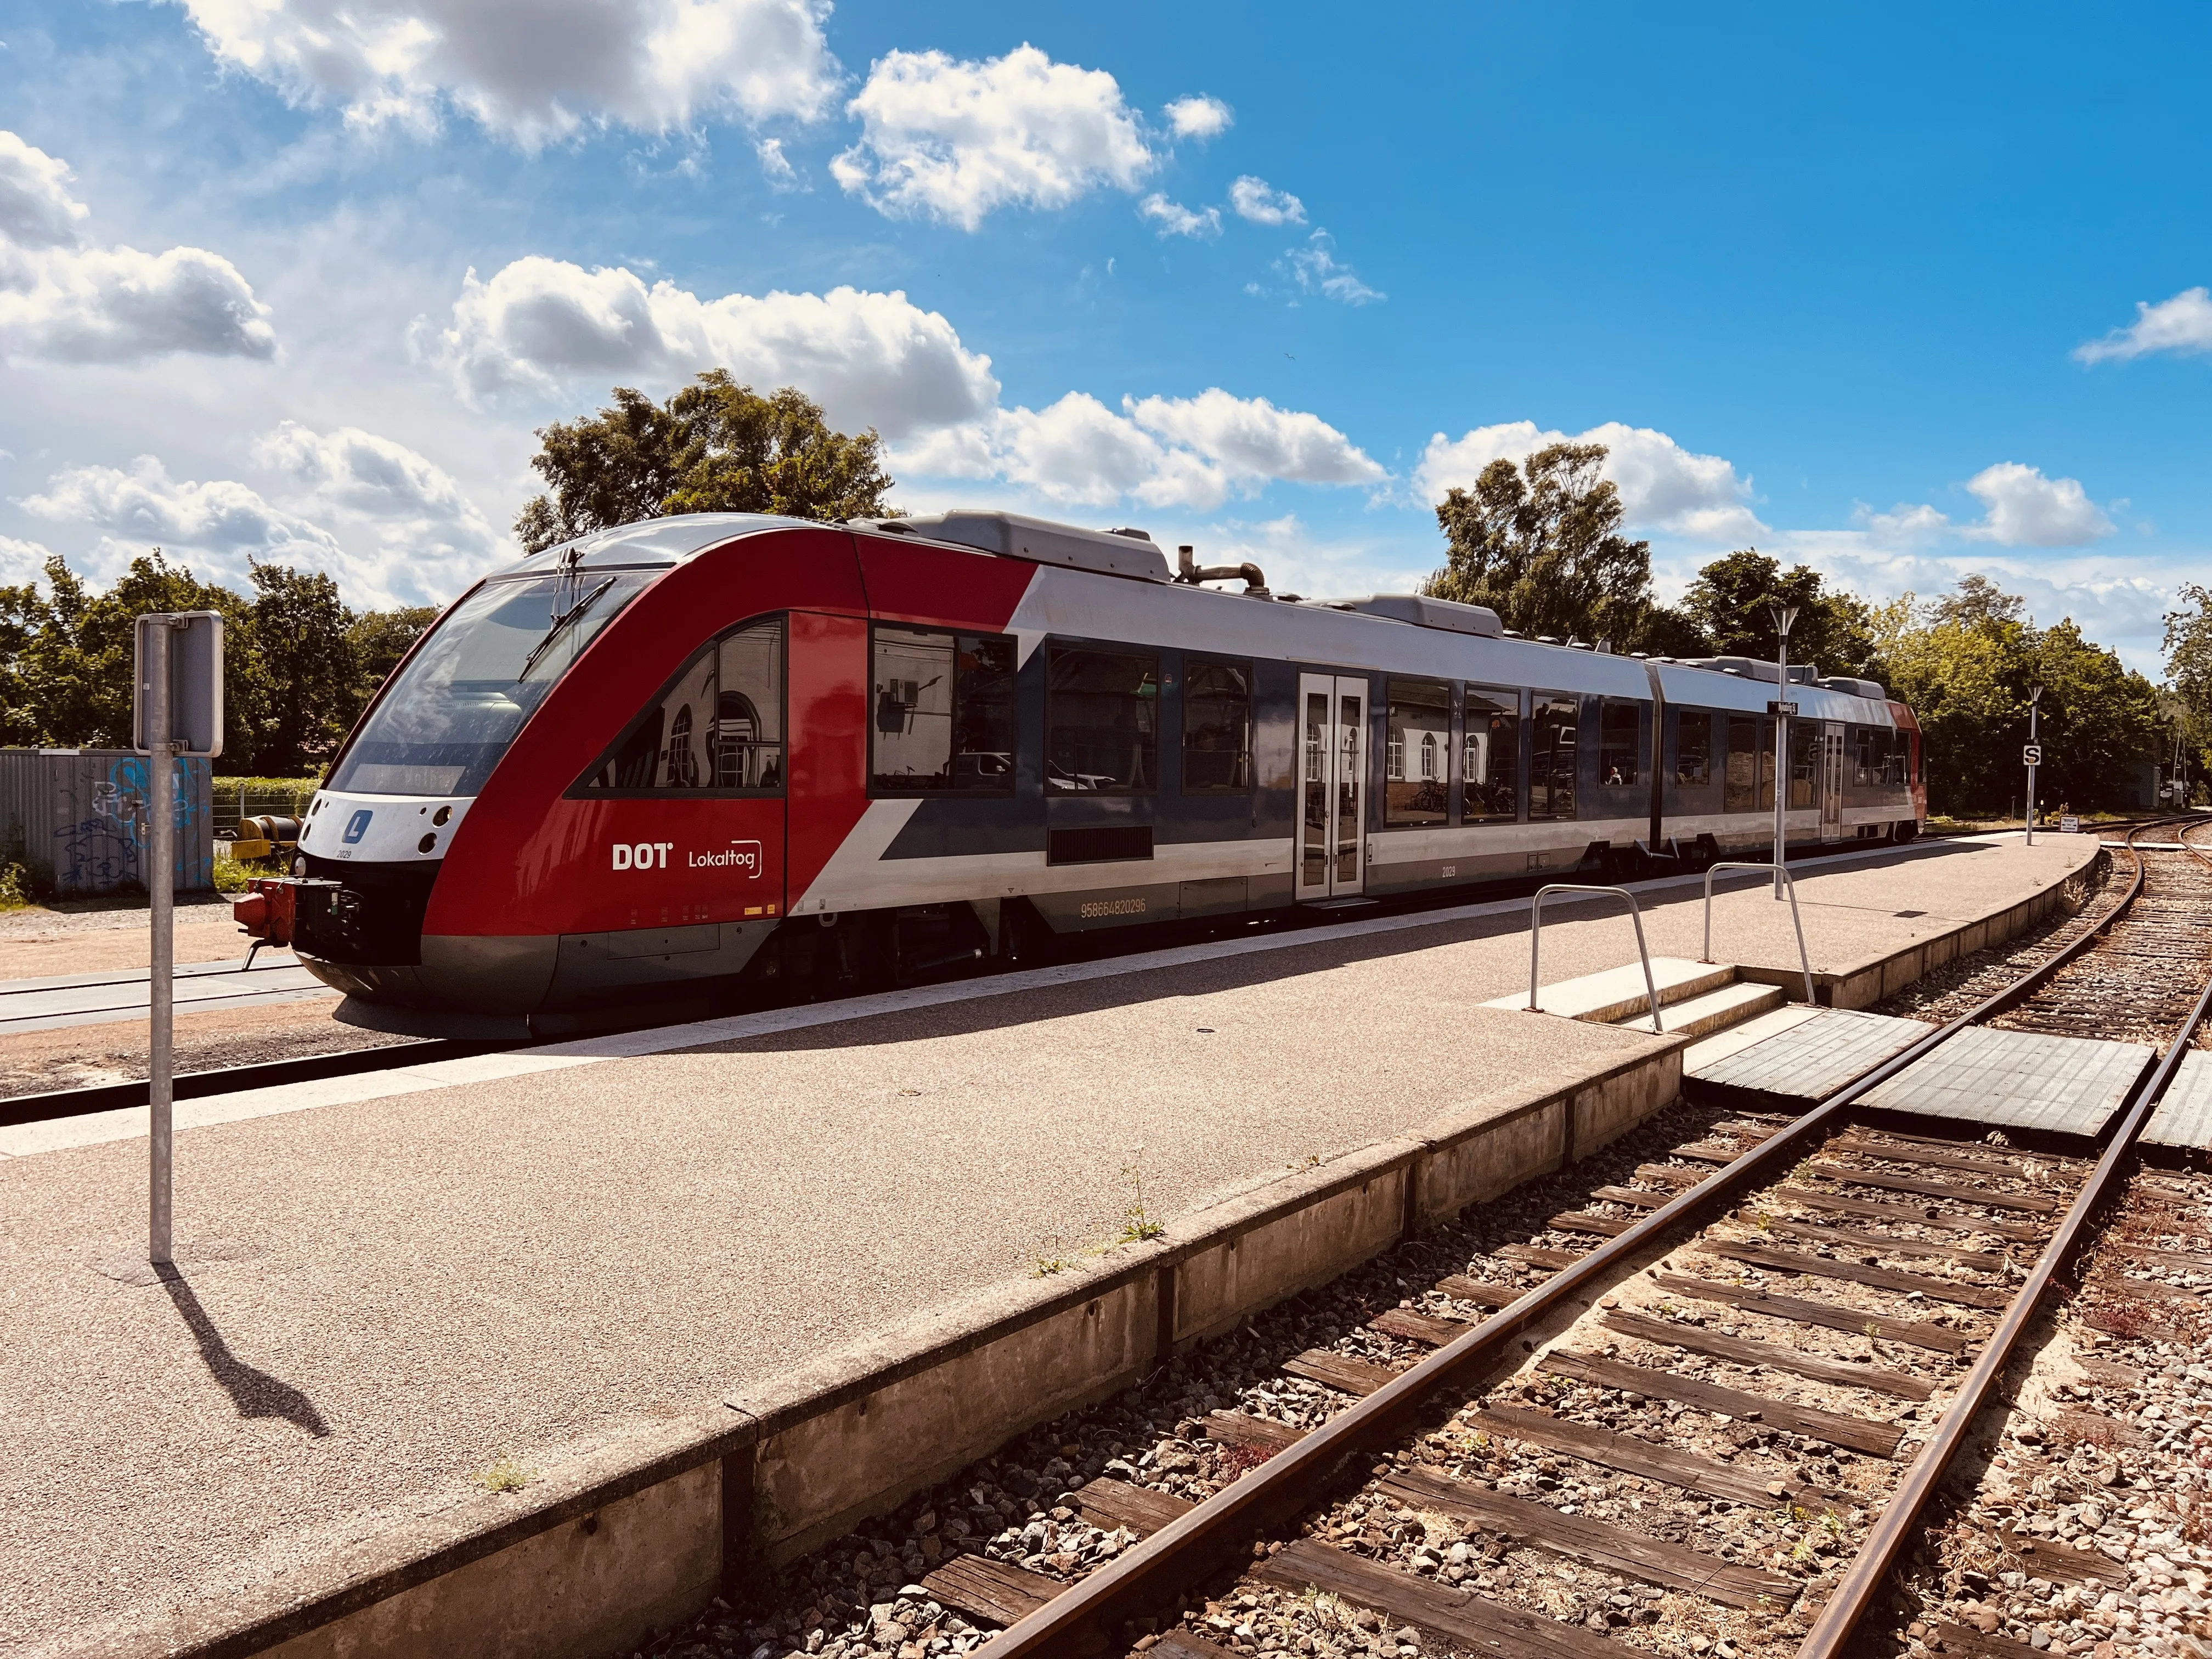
[1527,883,1663,1033]
[1701,860,1816,1005]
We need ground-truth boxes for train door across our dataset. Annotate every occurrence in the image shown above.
[1295,673,1367,902]
[1820,723,1846,842]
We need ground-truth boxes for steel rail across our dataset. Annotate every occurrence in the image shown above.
[976,823,2175,1657]
[1792,821,2212,1657]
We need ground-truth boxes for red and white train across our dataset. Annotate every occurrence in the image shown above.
[235,510,1924,1028]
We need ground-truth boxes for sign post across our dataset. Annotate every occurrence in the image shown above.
[2023,687,2042,848]
[134,612,223,1268]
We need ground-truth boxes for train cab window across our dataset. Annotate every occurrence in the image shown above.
[1675,710,1714,787]
[1528,692,1578,820]
[1384,677,1451,827]
[1462,685,1520,822]
[1048,646,1159,792]
[1183,658,1254,792]
[584,616,784,794]
[869,625,1017,794]
[1598,699,1643,789]
[1724,716,1771,812]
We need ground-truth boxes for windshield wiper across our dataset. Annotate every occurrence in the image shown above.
[517,575,615,681]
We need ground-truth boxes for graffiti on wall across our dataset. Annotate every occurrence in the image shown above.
[52,756,204,896]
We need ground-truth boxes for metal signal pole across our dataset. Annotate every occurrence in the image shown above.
[2024,687,2042,847]
[146,620,175,1267]
[1771,602,1799,898]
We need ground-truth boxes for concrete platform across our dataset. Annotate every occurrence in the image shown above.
[0,831,2097,1659]
[1859,1023,2154,1138]
[2146,1049,2212,1151]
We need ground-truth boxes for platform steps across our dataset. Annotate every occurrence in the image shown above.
[1482,956,1785,1040]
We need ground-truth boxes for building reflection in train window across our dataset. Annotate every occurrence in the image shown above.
[1529,692,1578,820]
[1183,657,1254,792]
[1598,698,1642,789]
[1675,710,1714,788]
[869,625,1015,794]
[585,616,784,794]
[1724,715,1773,813]
[1384,676,1450,827]
[1462,685,1520,822]
[1048,646,1159,792]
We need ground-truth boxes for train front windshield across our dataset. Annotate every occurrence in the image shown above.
[330,570,654,797]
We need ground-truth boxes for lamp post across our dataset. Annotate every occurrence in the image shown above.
[1771,602,1799,898]
[2024,686,2042,847]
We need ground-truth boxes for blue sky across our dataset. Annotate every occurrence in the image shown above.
[3,3,2209,671]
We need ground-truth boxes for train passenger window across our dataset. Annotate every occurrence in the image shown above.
[1384,678,1451,827]
[1048,646,1159,792]
[1183,658,1254,792]
[1528,693,1578,820]
[869,625,1017,794]
[1787,721,1817,809]
[1598,699,1642,789]
[584,617,784,794]
[1463,685,1520,822]
[1675,711,1713,787]
[1852,725,1876,788]
[1887,732,1910,787]
[1724,716,1771,813]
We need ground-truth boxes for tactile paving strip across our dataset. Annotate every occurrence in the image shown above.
[1860,1023,2154,1137]
[2145,1049,2212,1150]
[1688,1008,1934,1104]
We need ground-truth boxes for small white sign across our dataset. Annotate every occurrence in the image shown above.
[2022,743,2043,766]
[2059,815,2081,833]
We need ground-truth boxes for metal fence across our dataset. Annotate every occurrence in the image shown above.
[210,780,320,839]
[0,748,215,896]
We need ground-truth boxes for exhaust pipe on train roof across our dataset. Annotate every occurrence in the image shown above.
[1175,544,1269,597]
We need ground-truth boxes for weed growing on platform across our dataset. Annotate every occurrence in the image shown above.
[0,863,29,910]
[1031,1235,1076,1277]
[477,1455,537,1493]
[1118,1153,1164,1243]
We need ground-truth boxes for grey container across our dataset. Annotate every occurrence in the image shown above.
[0,748,215,896]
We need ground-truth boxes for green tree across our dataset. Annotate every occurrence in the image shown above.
[1424,443,1657,647]
[1678,548,1888,681]
[515,372,898,553]
[1880,574,2163,815]
[2164,583,2212,791]
[247,562,358,775]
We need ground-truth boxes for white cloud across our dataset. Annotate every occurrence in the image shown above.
[755,136,797,188]
[1138,193,1220,239]
[424,256,1000,437]
[0,131,89,249]
[253,421,496,540]
[1128,389,1384,489]
[169,0,841,148]
[895,387,1381,512]
[2075,286,2212,364]
[1163,94,1231,141]
[1280,231,1379,305]
[832,44,1154,230]
[0,533,55,584]
[1961,462,2113,547]
[0,130,275,365]
[1228,175,1304,227]
[1416,420,1763,543]
[21,456,341,568]
[1854,501,1953,545]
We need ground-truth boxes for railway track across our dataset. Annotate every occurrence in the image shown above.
[641,820,2211,1659]
[917,819,2212,1659]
